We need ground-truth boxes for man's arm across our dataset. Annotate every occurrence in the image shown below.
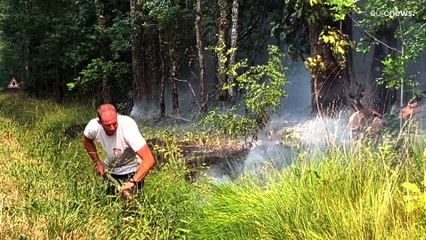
[119,144,156,192]
[132,144,156,182]
[83,136,106,175]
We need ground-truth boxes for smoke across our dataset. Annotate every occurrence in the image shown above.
[201,59,355,182]
[131,102,160,119]
[280,61,312,118]
[243,143,297,173]
[204,113,353,183]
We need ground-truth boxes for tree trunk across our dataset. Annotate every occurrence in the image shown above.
[228,0,239,99]
[195,0,207,112]
[216,0,230,101]
[99,0,113,104]
[343,16,355,85]
[170,56,180,115]
[130,0,148,105]
[344,15,366,110]
[158,28,166,117]
[365,21,398,115]
[309,21,351,116]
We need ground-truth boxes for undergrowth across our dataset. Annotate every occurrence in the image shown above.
[1,92,426,239]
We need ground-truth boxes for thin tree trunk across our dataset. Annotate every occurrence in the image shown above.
[343,16,365,110]
[366,21,398,115]
[170,56,180,115]
[130,0,148,105]
[343,16,355,85]
[158,27,166,116]
[228,0,239,98]
[195,0,207,112]
[99,0,113,104]
[216,0,229,101]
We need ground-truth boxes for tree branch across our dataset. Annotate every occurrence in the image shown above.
[349,14,402,54]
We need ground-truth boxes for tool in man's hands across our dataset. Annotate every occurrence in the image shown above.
[104,147,138,201]
[104,172,133,200]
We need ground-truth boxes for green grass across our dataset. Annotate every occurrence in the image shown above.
[1,92,426,239]
[0,93,200,239]
[189,140,426,240]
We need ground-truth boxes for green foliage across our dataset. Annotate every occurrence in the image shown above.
[401,149,426,213]
[328,0,360,20]
[144,0,196,59]
[204,107,258,137]
[402,181,426,213]
[109,16,132,59]
[305,25,354,78]
[319,27,353,67]
[305,55,325,77]
[149,130,185,166]
[0,0,134,101]
[67,58,130,97]
[272,0,358,59]
[377,54,418,88]
[204,45,288,139]
[358,0,426,89]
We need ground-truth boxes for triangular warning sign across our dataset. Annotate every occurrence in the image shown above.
[7,77,20,89]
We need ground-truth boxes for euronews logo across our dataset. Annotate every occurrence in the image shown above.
[369,9,415,17]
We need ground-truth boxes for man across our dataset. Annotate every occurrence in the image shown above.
[401,95,426,120]
[83,103,156,196]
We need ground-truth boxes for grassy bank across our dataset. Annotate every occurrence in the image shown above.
[1,92,426,239]
[0,93,200,239]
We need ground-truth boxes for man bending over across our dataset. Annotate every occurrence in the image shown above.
[83,104,156,197]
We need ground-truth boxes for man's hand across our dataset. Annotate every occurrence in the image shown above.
[118,181,135,192]
[96,162,106,175]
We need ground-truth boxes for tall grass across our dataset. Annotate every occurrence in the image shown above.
[1,92,426,239]
[190,137,426,239]
[0,93,200,239]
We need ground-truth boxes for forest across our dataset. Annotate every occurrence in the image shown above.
[0,0,426,239]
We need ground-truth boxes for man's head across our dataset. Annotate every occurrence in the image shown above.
[97,104,118,136]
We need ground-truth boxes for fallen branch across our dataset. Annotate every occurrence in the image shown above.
[174,77,202,110]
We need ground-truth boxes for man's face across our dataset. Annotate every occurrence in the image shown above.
[99,110,118,136]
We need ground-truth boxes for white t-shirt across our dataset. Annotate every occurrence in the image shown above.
[84,115,147,175]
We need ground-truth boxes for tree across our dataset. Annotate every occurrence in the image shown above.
[67,0,133,109]
[195,0,207,112]
[143,0,195,116]
[130,0,147,108]
[227,0,239,99]
[358,0,426,113]
[216,0,230,101]
[97,0,114,103]
[273,0,359,116]
[362,21,398,114]
[205,45,288,139]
